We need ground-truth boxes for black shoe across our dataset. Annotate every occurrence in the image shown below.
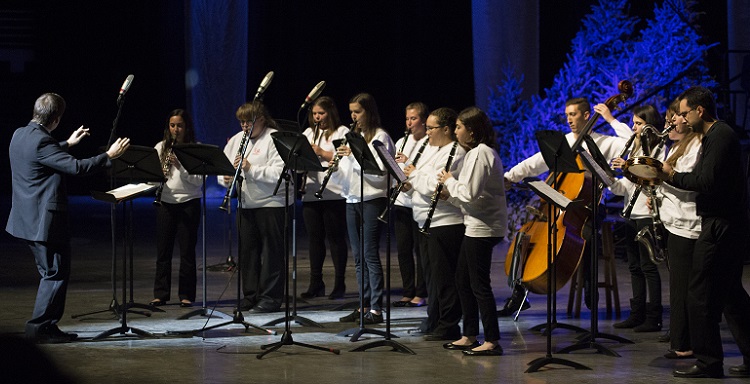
[612,316,644,329]
[149,299,167,306]
[392,300,410,307]
[238,297,256,311]
[407,299,426,307]
[462,344,504,356]
[664,350,693,359]
[443,341,480,351]
[339,309,361,323]
[673,364,724,378]
[729,364,750,377]
[497,298,530,317]
[361,312,383,324]
[328,286,346,300]
[250,303,280,313]
[36,325,77,344]
[179,300,193,308]
[300,284,325,299]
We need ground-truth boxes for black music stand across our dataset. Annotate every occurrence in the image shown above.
[336,133,395,343]
[90,146,164,340]
[167,143,236,322]
[556,147,633,357]
[265,131,326,328]
[525,130,590,373]
[257,131,339,359]
[349,140,414,354]
[527,132,588,337]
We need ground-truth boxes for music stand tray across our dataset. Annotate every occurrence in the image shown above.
[169,143,235,323]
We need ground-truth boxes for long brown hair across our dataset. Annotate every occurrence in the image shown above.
[349,93,381,143]
[307,96,341,141]
[457,106,495,149]
[160,109,195,166]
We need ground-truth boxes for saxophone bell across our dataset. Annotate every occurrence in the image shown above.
[154,135,177,206]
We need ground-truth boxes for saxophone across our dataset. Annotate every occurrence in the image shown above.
[153,135,176,206]
[314,121,355,199]
[419,141,459,235]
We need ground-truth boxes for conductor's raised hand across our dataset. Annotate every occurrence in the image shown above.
[66,125,90,147]
[106,137,130,159]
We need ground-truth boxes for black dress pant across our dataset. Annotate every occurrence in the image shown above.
[689,216,750,369]
[237,206,288,308]
[26,240,71,335]
[394,205,427,298]
[302,199,348,290]
[457,236,502,341]
[424,224,464,337]
[667,232,695,352]
[154,198,200,302]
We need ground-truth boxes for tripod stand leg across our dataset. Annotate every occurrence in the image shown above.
[350,339,416,354]
[526,356,591,373]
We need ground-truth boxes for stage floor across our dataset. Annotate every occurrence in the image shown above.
[1,196,748,383]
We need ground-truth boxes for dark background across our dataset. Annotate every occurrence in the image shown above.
[0,0,728,196]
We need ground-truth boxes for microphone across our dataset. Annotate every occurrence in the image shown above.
[253,71,275,101]
[299,81,326,110]
[117,74,134,104]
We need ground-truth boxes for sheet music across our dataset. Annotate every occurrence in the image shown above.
[373,141,407,184]
[91,183,157,203]
[526,180,573,210]
[577,149,614,187]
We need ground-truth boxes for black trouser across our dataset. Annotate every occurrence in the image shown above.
[424,224,464,337]
[237,206,288,308]
[154,198,200,302]
[456,235,502,341]
[26,240,71,336]
[394,205,427,298]
[689,216,750,369]
[667,233,695,352]
[302,199,348,291]
[625,218,662,307]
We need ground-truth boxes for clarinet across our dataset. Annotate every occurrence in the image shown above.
[419,141,459,235]
[377,138,429,222]
[219,129,251,212]
[314,121,356,199]
[153,135,176,206]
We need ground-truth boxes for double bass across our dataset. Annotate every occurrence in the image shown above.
[504,80,634,294]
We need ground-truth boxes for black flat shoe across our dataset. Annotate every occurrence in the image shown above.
[673,364,724,378]
[392,301,410,307]
[663,350,693,359]
[462,345,504,356]
[300,285,325,299]
[443,341,480,351]
[407,300,426,307]
[339,309,361,323]
[361,312,383,324]
[149,299,166,306]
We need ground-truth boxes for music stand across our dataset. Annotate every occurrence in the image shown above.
[348,140,414,354]
[556,147,633,357]
[257,130,340,359]
[524,130,590,373]
[167,143,236,322]
[90,146,164,341]
[265,131,326,329]
[527,131,588,337]
[337,133,395,343]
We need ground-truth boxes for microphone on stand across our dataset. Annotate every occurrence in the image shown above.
[299,81,326,110]
[253,71,275,101]
[117,74,134,105]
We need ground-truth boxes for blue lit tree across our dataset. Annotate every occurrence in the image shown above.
[489,0,717,233]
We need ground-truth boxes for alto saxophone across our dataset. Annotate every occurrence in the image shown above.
[153,135,177,206]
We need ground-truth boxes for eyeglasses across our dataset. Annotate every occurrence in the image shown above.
[678,108,696,119]
[425,125,443,130]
